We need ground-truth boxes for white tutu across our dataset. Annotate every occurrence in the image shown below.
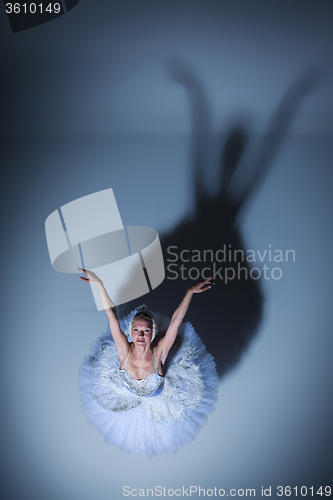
[79,311,218,458]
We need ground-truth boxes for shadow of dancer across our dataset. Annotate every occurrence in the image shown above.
[123,63,317,378]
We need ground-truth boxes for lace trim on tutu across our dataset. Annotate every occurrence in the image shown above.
[78,311,218,456]
[119,369,164,397]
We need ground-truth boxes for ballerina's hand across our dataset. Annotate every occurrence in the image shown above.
[189,277,215,294]
[78,268,103,286]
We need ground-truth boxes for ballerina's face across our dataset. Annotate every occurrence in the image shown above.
[131,318,153,345]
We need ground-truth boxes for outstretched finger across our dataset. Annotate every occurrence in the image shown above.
[200,278,214,286]
[202,281,215,291]
[78,268,89,282]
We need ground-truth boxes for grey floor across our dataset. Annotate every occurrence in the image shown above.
[1,1,333,499]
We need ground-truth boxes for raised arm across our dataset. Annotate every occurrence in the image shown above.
[78,268,130,363]
[157,278,214,365]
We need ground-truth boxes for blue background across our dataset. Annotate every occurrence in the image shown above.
[0,1,332,498]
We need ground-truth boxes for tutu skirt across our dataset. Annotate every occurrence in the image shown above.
[79,311,218,458]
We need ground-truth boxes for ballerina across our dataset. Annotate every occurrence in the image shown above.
[78,268,218,458]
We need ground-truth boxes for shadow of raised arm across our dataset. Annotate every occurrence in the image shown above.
[122,63,319,378]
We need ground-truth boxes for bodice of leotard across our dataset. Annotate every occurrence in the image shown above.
[79,314,219,458]
[119,347,164,397]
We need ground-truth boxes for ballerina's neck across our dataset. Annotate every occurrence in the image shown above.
[131,343,154,360]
